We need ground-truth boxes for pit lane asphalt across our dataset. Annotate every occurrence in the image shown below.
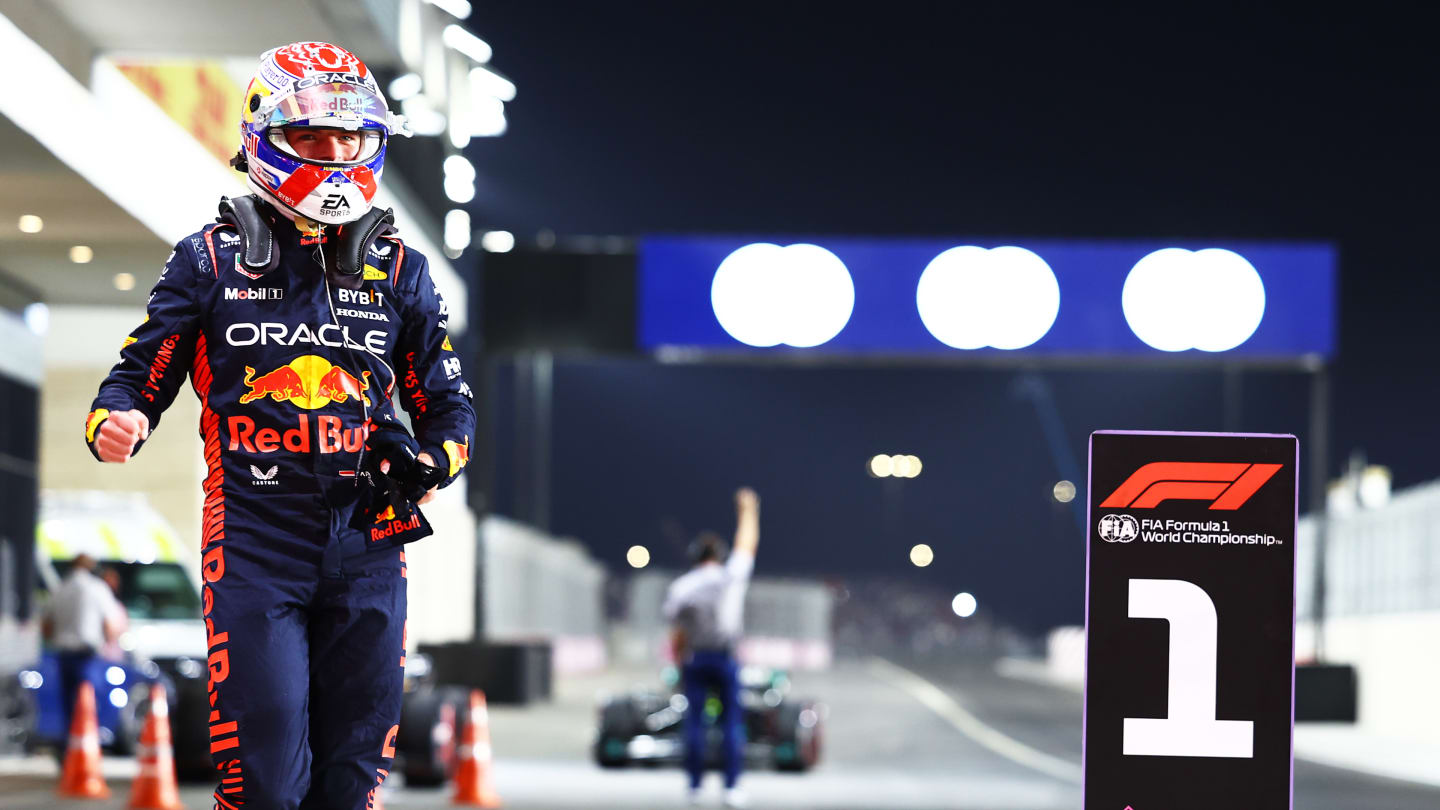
[2,655,1436,809]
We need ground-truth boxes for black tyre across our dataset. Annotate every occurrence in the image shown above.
[0,675,36,755]
[398,689,457,787]
[773,701,821,772]
[594,699,640,768]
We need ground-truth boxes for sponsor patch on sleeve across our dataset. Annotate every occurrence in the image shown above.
[443,437,470,476]
[85,409,110,443]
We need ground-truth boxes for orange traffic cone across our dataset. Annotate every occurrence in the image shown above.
[452,690,501,807]
[128,684,182,809]
[58,680,110,798]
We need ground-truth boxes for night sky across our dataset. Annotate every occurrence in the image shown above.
[463,5,1439,631]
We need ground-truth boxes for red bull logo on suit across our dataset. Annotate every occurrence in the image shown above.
[239,355,371,409]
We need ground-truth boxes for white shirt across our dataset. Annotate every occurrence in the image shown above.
[48,568,123,652]
[663,552,754,651]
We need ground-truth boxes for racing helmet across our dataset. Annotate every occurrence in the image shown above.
[235,42,410,224]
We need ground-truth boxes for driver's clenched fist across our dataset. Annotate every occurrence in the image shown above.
[93,409,150,463]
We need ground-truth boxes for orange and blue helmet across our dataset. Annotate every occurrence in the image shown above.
[236,42,410,224]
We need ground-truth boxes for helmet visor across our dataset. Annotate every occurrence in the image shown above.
[266,82,391,133]
[267,127,384,165]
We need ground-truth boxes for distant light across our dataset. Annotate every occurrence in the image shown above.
[444,209,472,253]
[23,302,49,335]
[443,175,476,204]
[481,230,515,253]
[470,64,517,102]
[907,455,923,477]
[175,657,203,679]
[444,154,476,182]
[17,214,43,233]
[106,666,126,686]
[627,545,651,569]
[401,97,448,137]
[910,544,934,567]
[952,592,977,618]
[442,24,493,64]
[1053,480,1076,503]
[113,272,135,290]
[711,243,855,348]
[1122,248,1265,352]
[1358,465,1392,509]
[868,454,894,478]
[536,229,557,250]
[887,453,913,478]
[424,0,472,19]
[71,245,94,264]
[19,670,42,689]
[109,687,128,708]
[468,92,508,137]
[916,246,1060,350]
[388,73,423,102]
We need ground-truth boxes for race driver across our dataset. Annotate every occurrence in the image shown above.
[83,42,474,810]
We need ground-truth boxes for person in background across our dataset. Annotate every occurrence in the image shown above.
[96,566,129,661]
[663,487,761,808]
[42,554,124,746]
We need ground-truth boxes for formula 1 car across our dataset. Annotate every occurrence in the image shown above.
[594,666,822,772]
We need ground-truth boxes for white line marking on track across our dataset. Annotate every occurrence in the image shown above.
[867,657,1083,785]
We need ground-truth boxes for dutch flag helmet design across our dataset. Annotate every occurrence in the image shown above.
[237,42,410,224]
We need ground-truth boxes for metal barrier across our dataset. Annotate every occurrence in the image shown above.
[1298,477,1440,619]
[481,515,608,672]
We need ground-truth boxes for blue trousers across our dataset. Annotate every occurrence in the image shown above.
[56,649,97,751]
[202,496,407,810]
[682,649,744,789]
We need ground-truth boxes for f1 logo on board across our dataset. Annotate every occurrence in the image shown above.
[1099,462,1283,510]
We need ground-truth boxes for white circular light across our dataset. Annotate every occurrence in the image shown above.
[952,592,978,618]
[443,175,476,204]
[71,245,94,264]
[17,214,43,234]
[1122,248,1266,352]
[917,246,1060,350]
[388,72,423,102]
[891,454,913,478]
[910,544,934,567]
[1053,480,1076,503]
[626,545,650,569]
[23,302,49,336]
[444,209,472,253]
[105,666,126,686]
[868,454,893,478]
[481,230,515,253]
[711,243,855,348]
[109,687,128,708]
[113,272,135,290]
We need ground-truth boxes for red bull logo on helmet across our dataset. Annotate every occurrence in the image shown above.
[240,355,371,410]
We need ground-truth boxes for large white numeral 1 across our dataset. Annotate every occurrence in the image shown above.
[1123,578,1254,758]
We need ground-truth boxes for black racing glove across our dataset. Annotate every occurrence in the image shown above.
[363,418,447,503]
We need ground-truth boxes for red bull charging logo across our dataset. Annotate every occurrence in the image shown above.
[240,355,371,409]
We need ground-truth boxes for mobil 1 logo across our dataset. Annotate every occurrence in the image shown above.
[1084,431,1297,810]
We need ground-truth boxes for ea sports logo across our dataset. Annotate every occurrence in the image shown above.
[1098,514,1139,543]
[272,42,364,78]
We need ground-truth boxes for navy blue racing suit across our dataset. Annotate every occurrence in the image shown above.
[86,212,475,810]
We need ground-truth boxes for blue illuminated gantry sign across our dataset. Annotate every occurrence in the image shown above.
[638,237,1336,359]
